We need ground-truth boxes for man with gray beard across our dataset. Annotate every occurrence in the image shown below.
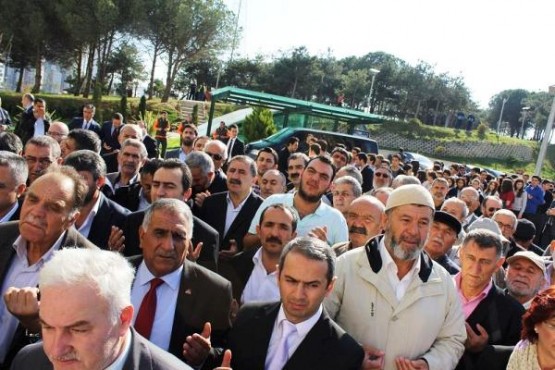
[325,184,466,370]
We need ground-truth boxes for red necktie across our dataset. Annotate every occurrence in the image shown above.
[134,278,164,339]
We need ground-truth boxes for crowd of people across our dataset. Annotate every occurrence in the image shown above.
[1,93,555,370]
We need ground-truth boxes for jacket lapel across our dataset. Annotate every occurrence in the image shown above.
[285,312,330,369]
[224,193,255,239]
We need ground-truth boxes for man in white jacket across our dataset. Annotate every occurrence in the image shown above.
[325,184,466,370]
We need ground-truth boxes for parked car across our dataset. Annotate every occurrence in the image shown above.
[245,127,379,158]
[403,151,434,170]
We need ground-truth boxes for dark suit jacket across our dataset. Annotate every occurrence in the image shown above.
[99,121,122,154]
[85,193,130,249]
[122,209,219,272]
[360,165,374,193]
[197,191,262,252]
[143,135,158,159]
[0,223,97,369]
[9,328,192,370]
[3,198,24,223]
[14,107,35,145]
[456,285,525,370]
[129,258,232,368]
[165,148,184,160]
[207,170,227,194]
[226,137,245,157]
[102,152,119,174]
[227,302,364,370]
[68,117,101,136]
[113,182,143,212]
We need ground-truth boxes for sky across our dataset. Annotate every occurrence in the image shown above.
[222,0,555,109]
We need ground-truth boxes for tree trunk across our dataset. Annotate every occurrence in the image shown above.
[74,47,82,96]
[31,45,42,93]
[107,73,114,95]
[83,43,96,98]
[291,75,298,98]
[162,50,175,102]
[148,41,160,100]
[16,66,24,92]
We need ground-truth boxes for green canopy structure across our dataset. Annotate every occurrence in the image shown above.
[206,86,384,134]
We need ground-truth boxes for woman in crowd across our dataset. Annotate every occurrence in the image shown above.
[447,176,467,198]
[499,178,515,210]
[512,178,528,219]
[507,287,555,369]
[484,179,500,197]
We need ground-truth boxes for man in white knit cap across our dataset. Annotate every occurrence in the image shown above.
[325,184,466,370]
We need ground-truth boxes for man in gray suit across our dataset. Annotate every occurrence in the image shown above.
[10,248,191,370]
[0,167,96,369]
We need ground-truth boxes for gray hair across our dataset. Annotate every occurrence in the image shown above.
[459,186,479,200]
[26,135,61,159]
[0,151,28,185]
[336,165,363,185]
[279,236,335,284]
[288,152,309,166]
[39,248,135,324]
[142,199,193,240]
[441,197,469,219]
[492,209,518,232]
[64,150,107,181]
[119,124,144,141]
[228,155,257,178]
[121,138,147,159]
[391,175,421,189]
[185,151,214,176]
[204,140,227,161]
[333,175,362,198]
[462,229,504,258]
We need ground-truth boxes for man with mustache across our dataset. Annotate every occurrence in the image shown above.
[10,248,191,370]
[0,167,96,369]
[23,136,62,185]
[372,167,392,190]
[332,195,384,257]
[166,124,198,161]
[423,211,461,275]
[325,184,466,370]
[243,156,348,250]
[230,204,298,304]
[104,138,147,197]
[131,199,232,369]
[505,251,546,309]
[286,153,308,192]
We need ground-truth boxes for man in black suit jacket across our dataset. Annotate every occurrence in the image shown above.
[131,199,232,369]
[224,123,245,158]
[197,155,262,255]
[99,112,124,154]
[455,229,525,370]
[68,103,101,135]
[115,159,219,272]
[0,168,97,369]
[224,236,364,370]
[357,153,374,193]
[165,123,197,161]
[0,152,27,224]
[10,248,191,370]
[64,150,130,249]
[13,93,35,145]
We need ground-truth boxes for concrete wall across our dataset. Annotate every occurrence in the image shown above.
[373,132,535,162]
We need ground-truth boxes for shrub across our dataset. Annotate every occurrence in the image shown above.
[477,123,488,140]
[243,107,276,143]
[435,146,446,156]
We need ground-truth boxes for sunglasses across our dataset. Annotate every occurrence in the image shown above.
[375,173,389,178]
[206,152,223,161]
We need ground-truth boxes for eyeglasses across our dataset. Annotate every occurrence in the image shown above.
[496,221,514,230]
[206,152,223,161]
[24,156,53,166]
[375,173,389,178]
[47,131,66,138]
[488,207,501,213]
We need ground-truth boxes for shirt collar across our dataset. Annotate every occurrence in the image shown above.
[105,329,132,370]
[454,272,493,301]
[252,248,278,276]
[378,237,421,276]
[0,202,19,223]
[136,260,182,292]
[226,191,251,209]
[12,230,67,266]
[276,303,322,338]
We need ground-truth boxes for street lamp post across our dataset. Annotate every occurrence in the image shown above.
[367,68,380,112]
[496,97,507,134]
[535,86,555,175]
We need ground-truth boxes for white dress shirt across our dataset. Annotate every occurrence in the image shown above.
[0,233,65,362]
[131,261,183,351]
[76,193,102,238]
[265,305,323,369]
[378,238,421,301]
[241,248,279,304]
[0,202,18,224]
[33,118,45,137]
[224,192,251,236]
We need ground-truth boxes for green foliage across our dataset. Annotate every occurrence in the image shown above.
[477,123,488,140]
[243,107,276,142]
[434,146,446,156]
